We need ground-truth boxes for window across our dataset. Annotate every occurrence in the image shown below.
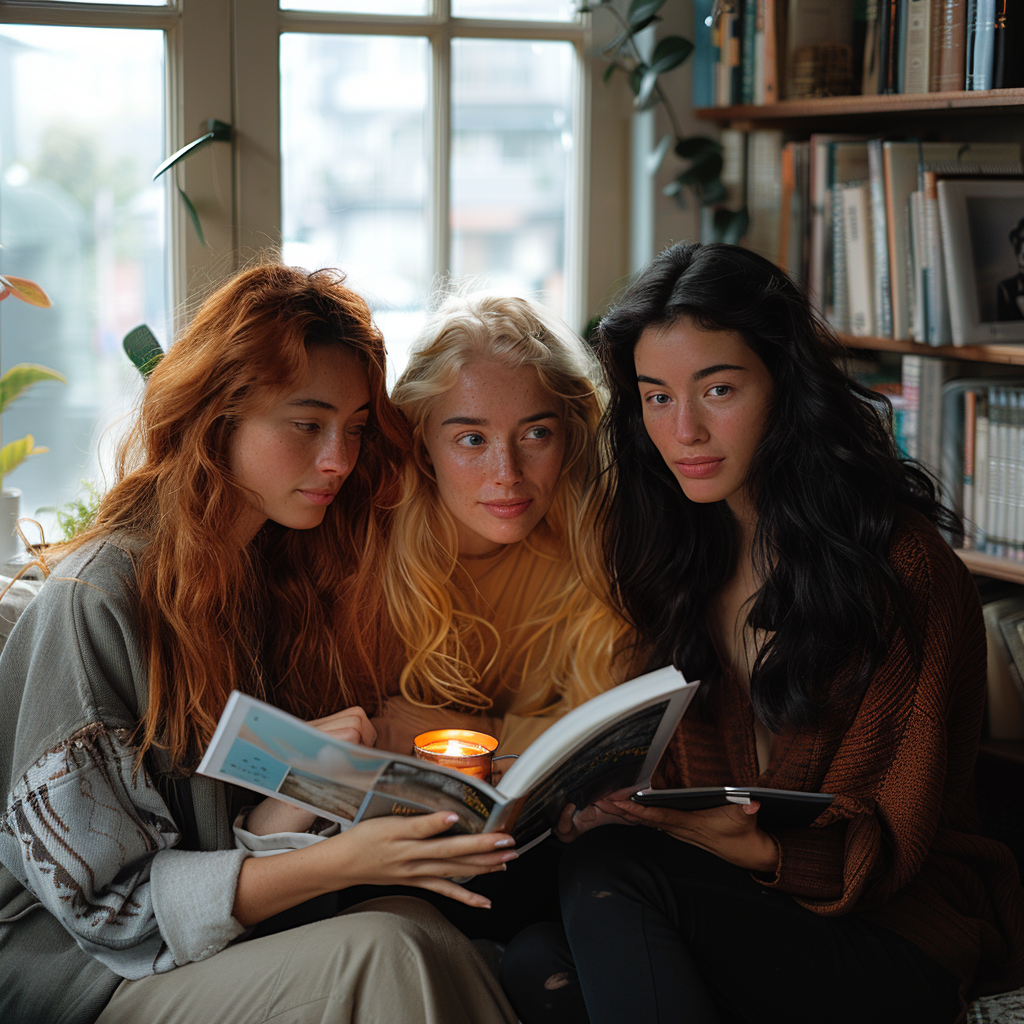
[1,1,619,535]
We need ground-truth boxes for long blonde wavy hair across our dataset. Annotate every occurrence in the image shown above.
[46,263,408,772]
[349,292,629,717]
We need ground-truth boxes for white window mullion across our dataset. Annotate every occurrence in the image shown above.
[431,21,451,284]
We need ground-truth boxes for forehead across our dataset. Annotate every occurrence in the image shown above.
[260,344,370,411]
[634,321,758,372]
[431,359,559,418]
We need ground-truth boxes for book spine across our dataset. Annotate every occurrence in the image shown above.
[923,171,952,346]
[862,0,881,94]
[692,0,716,108]
[730,7,745,104]
[830,183,850,332]
[935,0,968,90]
[904,0,932,93]
[928,0,945,89]
[843,183,875,335]
[970,0,996,90]
[965,0,978,88]
[743,0,758,104]
[868,139,893,337]
[976,389,989,548]
[909,188,929,342]
[964,386,977,545]
[993,1,1024,88]
[1013,387,1024,559]
[901,354,921,460]
[991,386,1008,557]
[762,0,781,101]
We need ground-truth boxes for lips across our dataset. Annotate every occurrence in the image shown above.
[481,499,534,519]
[674,457,724,479]
[298,489,338,505]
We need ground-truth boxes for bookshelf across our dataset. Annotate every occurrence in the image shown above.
[695,91,1024,762]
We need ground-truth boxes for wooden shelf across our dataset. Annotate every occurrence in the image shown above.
[958,550,1024,585]
[979,737,1024,765]
[838,334,1024,366]
[695,89,1024,125]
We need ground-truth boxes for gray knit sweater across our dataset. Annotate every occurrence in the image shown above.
[0,537,249,1024]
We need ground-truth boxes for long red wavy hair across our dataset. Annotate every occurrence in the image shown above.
[49,263,408,772]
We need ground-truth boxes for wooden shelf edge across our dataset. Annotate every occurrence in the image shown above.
[695,88,1024,122]
[979,737,1024,765]
[839,334,1024,366]
[958,549,1024,584]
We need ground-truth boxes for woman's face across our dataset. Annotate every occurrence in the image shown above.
[422,359,566,557]
[634,319,774,518]
[228,345,370,544]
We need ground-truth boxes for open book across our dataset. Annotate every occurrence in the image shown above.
[198,665,697,850]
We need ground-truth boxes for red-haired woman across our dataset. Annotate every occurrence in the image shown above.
[0,264,518,1024]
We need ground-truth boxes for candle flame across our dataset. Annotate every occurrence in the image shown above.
[444,739,468,756]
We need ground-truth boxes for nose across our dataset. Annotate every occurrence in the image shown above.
[317,431,356,478]
[674,402,708,446]
[491,443,523,485]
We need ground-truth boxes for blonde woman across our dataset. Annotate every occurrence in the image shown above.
[345,293,634,761]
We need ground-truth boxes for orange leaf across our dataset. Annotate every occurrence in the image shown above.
[0,276,51,308]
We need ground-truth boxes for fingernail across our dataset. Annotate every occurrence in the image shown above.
[445,813,459,823]
[501,851,518,862]
[493,837,515,848]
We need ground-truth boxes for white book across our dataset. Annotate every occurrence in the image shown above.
[842,183,875,337]
[198,665,698,853]
[903,0,932,94]
[976,391,989,549]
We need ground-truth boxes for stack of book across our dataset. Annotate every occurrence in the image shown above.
[692,0,1024,107]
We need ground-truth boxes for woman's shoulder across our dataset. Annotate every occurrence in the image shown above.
[888,505,977,610]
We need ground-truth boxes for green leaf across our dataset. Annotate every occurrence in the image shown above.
[675,135,722,160]
[649,35,695,74]
[0,435,47,477]
[178,186,207,246]
[635,68,662,109]
[122,324,164,378]
[602,61,621,85]
[628,64,647,96]
[647,133,674,175]
[713,207,750,243]
[677,150,724,186]
[0,275,51,307]
[628,0,668,28]
[697,178,727,206]
[0,363,67,414]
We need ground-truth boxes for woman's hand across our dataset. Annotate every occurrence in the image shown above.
[243,705,375,836]
[599,797,779,873]
[232,811,517,926]
[552,787,639,843]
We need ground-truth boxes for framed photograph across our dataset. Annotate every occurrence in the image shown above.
[938,178,1024,345]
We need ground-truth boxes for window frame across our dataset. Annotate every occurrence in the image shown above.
[1,1,626,332]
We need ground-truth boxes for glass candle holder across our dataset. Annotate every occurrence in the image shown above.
[413,729,499,781]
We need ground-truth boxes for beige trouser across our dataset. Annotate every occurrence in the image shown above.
[95,896,518,1024]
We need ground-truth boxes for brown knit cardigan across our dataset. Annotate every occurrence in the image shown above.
[660,508,1024,1010]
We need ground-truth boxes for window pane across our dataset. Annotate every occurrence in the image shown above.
[280,1,429,14]
[452,1,578,21]
[451,38,574,318]
[0,26,167,539]
[281,33,431,381]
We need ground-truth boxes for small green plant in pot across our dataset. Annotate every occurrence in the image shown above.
[0,260,67,564]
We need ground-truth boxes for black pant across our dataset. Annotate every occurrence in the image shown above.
[500,825,961,1024]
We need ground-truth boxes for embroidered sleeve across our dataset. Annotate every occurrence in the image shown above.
[0,723,246,977]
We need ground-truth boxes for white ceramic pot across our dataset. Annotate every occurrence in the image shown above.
[0,488,22,565]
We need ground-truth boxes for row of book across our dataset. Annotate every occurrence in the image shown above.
[892,357,1024,558]
[716,129,1024,343]
[693,0,1024,109]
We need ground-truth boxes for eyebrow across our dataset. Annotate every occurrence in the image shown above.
[440,410,560,427]
[288,398,370,413]
[637,364,747,386]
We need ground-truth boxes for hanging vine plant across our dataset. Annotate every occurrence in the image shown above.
[578,0,748,242]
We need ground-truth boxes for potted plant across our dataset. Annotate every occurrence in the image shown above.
[0,258,67,564]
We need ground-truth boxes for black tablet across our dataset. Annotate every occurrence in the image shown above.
[631,786,834,830]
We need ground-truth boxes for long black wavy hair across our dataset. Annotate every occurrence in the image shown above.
[597,242,961,732]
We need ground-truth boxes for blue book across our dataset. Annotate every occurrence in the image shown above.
[970,0,996,89]
[692,0,716,108]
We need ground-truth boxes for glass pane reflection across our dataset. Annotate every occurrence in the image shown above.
[0,26,166,536]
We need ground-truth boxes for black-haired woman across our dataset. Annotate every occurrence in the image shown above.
[500,242,1024,1024]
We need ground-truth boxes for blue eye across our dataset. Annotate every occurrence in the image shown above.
[645,393,671,405]
[525,425,551,440]
[457,433,486,447]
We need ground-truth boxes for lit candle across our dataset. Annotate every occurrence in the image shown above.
[413,729,499,781]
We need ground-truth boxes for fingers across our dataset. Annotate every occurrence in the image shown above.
[410,877,493,909]
[310,706,377,747]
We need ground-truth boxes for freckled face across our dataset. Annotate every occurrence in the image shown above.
[634,320,774,515]
[422,359,566,557]
[227,345,371,545]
